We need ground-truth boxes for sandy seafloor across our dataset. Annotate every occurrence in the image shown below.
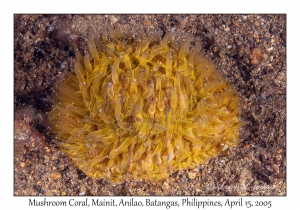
[14,14,286,196]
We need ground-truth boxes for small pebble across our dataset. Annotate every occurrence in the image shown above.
[49,172,62,179]
[163,181,169,189]
[45,147,50,153]
[224,27,230,32]
[188,171,197,179]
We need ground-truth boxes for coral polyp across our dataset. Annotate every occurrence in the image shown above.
[49,25,246,183]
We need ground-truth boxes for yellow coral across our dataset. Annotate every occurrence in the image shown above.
[49,25,247,183]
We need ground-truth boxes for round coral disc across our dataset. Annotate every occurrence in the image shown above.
[49,26,245,183]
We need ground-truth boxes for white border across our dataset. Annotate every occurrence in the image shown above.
[2,1,296,209]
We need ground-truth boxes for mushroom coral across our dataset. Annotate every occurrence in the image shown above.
[49,25,247,183]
